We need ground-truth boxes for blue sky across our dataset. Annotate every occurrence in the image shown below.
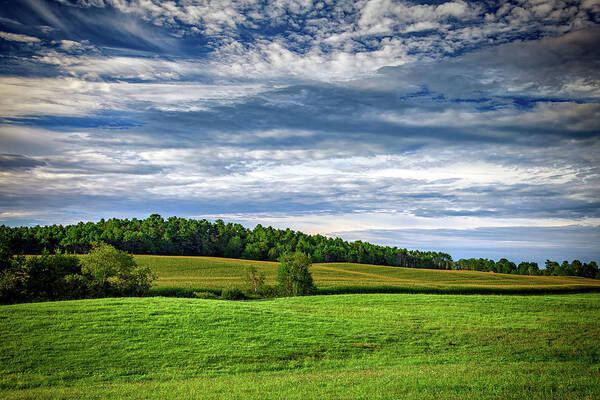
[1,0,599,265]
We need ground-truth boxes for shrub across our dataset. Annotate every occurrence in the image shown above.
[0,244,156,304]
[63,273,89,299]
[0,240,12,273]
[221,286,247,300]
[26,251,82,300]
[245,265,266,294]
[149,287,199,298]
[81,243,156,297]
[256,284,279,298]
[0,252,82,303]
[278,252,316,296]
[194,291,220,299]
[0,256,27,303]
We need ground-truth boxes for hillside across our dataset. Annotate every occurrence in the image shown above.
[2,294,599,399]
[136,255,600,295]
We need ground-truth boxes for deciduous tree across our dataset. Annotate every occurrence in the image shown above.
[278,252,316,296]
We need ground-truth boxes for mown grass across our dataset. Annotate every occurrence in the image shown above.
[135,255,600,295]
[1,293,599,399]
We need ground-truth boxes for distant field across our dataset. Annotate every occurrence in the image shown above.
[1,293,599,399]
[135,255,600,294]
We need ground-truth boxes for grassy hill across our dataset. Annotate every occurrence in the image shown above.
[1,293,599,399]
[135,255,600,295]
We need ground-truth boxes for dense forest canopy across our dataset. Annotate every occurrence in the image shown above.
[0,214,597,279]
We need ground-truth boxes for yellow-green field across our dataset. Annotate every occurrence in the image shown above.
[135,255,600,294]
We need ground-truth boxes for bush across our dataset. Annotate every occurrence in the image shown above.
[81,243,156,297]
[278,252,316,296]
[26,252,82,300]
[63,273,89,299]
[221,286,247,300]
[194,291,220,299]
[0,252,82,303]
[245,265,266,294]
[0,239,12,273]
[148,287,199,298]
[256,284,279,298]
[0,257,27,303]
[0,244,156,304]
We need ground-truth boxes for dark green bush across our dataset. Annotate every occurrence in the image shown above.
[221,286,247,300]
[194,291,220,299]
[0,252,81,303]
[0,244,157,304]
[63,274,89,299]
[256,284,279,298]
[0,258,27,303]
[148,287,200,298]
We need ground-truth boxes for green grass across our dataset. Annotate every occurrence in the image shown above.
[135,255,600,295]
[1,293,599,399]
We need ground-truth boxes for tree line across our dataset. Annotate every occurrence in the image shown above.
[456,258,599,278]
[0,214,453,269]
[0,214,597,279]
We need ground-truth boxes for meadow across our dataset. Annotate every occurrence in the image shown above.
[2,255,599,399]
[1,293,599,399]
[137,255,600,295]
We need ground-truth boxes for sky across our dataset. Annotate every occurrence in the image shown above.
[0,0,599,265]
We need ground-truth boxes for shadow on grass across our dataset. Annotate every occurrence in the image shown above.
[315,285,600,296]
[149,287,221,298]
[148,285,600,299]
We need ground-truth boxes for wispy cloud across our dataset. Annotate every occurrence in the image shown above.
[0,30,40,43]
[0,0,599,262]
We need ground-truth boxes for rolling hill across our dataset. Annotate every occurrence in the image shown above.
[2,293,599,399]
[135,255,600,295]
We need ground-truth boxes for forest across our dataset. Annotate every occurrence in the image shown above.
[0,214,597,278]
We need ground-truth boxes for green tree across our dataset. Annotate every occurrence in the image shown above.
[544,260,559,276]
[527,262,539,276]
[277,252,316,296]
[0,238,11,273]
[245,265,265,294]
[582,261,599,279]
[571,260,583,276]
[517,261,539,275]
[0,251,81,303]
[224,235,243,258]
[81,243,156,296]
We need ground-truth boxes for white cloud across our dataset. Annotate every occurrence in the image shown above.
[56,0,251,34]
[582,0,600,12]
[199,211,600,237]
[30,36,414,83]
[208,37,414,81]
[0,17,23,25]
[357,0,479,35]
[0,76,267,117]
[14,0,599,86]
[403,21,444,33]
[0,77,111,117]
[371,102,600,135]
[36,52,196,80]
[54,39,96,53]
[0,30,41,43]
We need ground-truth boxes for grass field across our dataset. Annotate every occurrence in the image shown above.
[1,293,599,399]
[135,255,600,295]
